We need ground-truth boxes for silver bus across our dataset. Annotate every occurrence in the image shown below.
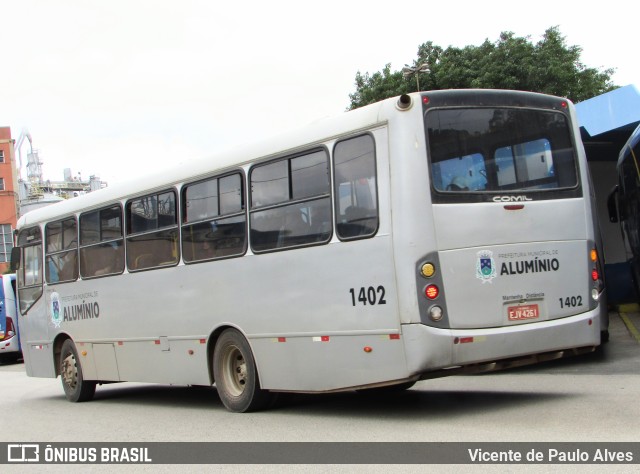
[14,90,607,412]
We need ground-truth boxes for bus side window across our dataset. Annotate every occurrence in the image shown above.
[79,205,125,278]
[17,226,43,314]
[333,134,378,240]
[126,191,179,271]
[620,143,640,226]
[182,172,247,262]
[45,218,79,284]
[250,150,331,252]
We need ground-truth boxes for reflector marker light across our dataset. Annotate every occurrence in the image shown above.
[389,334,400,340]
[200,339,206,344]
[504,205,525,211]
[154,340,161,345]
[278,337,286,343]
[313,336,330,342]
[453,337,475,344]
[364,346,373,353]
[590,249,598,262]
[118,341,124,346]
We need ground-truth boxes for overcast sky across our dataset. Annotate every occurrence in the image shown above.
[1,0,636,185]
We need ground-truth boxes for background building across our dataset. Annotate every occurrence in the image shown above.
[0,127,19,274]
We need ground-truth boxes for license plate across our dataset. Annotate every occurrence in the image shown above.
[508,304,539,321]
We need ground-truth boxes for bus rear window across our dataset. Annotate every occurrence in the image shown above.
[427,108,578,196]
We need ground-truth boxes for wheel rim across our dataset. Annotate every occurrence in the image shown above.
[221,344,247,397]
[61,352,78,390]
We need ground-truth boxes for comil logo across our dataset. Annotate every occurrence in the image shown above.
[8,444,40,462]
[492,195,533,202]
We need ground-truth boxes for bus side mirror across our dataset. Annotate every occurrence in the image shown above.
[10,247,20,272]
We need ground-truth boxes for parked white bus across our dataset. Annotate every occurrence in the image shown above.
[14,90,607,412]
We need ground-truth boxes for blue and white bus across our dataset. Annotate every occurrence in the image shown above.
[0,274,20,362]
[14,90,607,411]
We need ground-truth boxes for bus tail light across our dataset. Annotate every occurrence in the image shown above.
[1,317,14,341]
[417,253,448,326]
[590,247,603,300]
[425,284,439,300]
[429,305,443,321]
[420,262,436,278]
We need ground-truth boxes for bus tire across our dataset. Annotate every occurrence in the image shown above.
[213,329,275,412]
[60,339,96,402]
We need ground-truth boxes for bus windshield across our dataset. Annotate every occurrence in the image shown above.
[426,107,578,195]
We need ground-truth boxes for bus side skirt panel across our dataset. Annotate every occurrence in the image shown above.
[250,333,409,392]
[24,342,57,378]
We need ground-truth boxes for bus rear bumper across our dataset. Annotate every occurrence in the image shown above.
[402,308,601,377]
[0,335,21,357]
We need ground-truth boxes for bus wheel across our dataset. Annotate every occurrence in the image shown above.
[213,329,275,412]
[60,339,96,402]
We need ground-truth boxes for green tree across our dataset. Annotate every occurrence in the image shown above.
[348,27,616,110]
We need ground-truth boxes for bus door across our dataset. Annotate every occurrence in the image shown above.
[423,97,600,330]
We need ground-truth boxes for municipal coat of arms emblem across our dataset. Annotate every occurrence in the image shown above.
[476,250,497,283]
[51,292,62,328]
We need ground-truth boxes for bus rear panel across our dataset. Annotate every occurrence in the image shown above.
[401,91,603,377]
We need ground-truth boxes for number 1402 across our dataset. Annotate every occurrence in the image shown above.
[349,286,387,306]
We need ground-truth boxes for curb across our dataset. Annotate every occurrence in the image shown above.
[617,303,640,312]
